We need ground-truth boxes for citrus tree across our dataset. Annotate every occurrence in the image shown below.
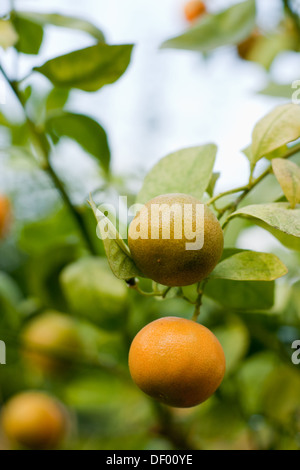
[0,0,299,451]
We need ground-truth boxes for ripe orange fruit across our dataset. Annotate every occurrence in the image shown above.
[0,195,11,239]
[129,317,226,408]
[1,392,67,450]
[184,0,206,22]
[128,193,224,287]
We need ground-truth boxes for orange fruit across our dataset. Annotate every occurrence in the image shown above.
[129,317,226,408]
[1,392,67,449]
[0,195,11,239]
[184,0,206,22]
[128,193,224,287]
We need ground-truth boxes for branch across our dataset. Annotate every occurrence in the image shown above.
[207,142,300,228]
[0,63,96,254]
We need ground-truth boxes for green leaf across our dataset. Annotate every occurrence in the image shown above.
[259,82,293,99]
[206,172,220,197]
[60,256,129,330]
[272,158,300,209]
[26,243,80,310]
[161,0,256,52]
[210,251,288,281]
[0,271,22,329]
[241,145,252,162]
[137,145,217,204]
[19,207,80,255]
[228,203,300,250]
[46,112,110,173]
[236,352,278,415]
[12,14,44,55]
[251,104,300,165]
[204,279,275,310]
[242,32,295,71]
[213,319,249,375]
[46,88,70,112]
[34,43,134,92]
[262,366,300,424]
[0,20,18,49]
[16,12,105,42]
[89,197,141,281]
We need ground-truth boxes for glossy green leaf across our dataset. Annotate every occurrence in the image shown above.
[16,12,105,42]
[46,112,110,173]
[204,278,275,310]
[272,158,300,209]
[137,145,217,204]
[228,203,300,250]
[12,14,44,55]
[46,88,70,112]
[60,256,129,330]
[35,43,134,92]
[161,0,256,52]
[89,197,141,281]
[0,20,18,49]
[211,251,288,281]
[251,104,300,165]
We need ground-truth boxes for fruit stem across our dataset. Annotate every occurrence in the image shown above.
[191,280,208,321]
[206,184,249,207]
[211,142,300,230]
[130,280,172,298]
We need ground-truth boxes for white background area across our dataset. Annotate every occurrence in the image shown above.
[0,0,299,252]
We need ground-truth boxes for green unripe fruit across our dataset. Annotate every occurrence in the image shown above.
[22,311,83,375]
[128,193,224,287]
[60,257,128,330]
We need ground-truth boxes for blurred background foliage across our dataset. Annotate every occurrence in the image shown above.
[0,0,299,450]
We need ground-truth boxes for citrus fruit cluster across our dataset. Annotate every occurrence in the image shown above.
[128,193,225,407]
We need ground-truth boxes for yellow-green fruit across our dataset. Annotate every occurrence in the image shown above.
[128,193,224,286]
[22,311,83,375]
[1,392,67,450]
